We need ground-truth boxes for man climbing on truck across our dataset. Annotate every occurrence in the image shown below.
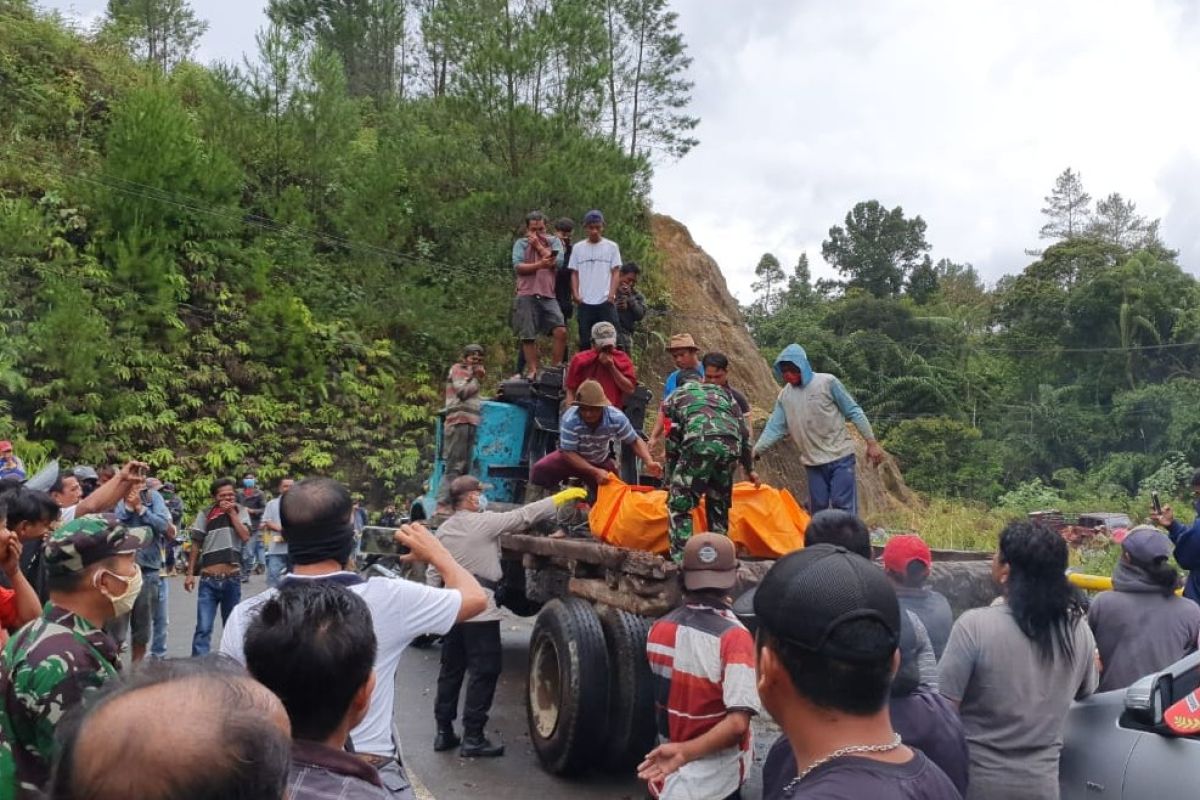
[753,344,884,516]
[529,380,661,495]
[663,370,758,562]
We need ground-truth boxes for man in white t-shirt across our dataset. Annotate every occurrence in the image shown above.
[51,460,147,525]
[568,209,623,350]
[220,477,487,800]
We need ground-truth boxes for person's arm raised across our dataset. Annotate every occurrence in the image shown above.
[75,460,147,516]
[396,523,487,622]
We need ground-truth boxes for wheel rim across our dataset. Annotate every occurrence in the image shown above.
[529,631,562,740]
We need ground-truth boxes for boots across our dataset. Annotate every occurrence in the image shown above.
[433,724,460,752]
[460,731,504,758]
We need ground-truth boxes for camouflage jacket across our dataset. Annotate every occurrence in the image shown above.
[664,382,754,472]
[0,604,120,797]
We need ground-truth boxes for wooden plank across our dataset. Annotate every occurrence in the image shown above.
[567,577,676,617]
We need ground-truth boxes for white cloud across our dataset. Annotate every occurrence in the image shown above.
[653,0,1200,300]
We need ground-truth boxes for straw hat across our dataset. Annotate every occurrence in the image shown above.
[573,380,610,408]
[667,333,699,352]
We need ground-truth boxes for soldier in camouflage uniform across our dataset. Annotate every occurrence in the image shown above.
[663,369,760,562]
[0,514,149,797]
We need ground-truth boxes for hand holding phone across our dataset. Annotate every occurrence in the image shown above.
[360,526,411,557]
[1152,491,1163,514]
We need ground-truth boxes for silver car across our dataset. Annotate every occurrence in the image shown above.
[1061,651,1200,799]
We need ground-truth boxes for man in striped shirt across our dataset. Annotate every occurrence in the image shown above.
[639,533,760,800]
[529,380,660,494]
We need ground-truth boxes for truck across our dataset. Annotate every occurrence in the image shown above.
[406,372,996,776]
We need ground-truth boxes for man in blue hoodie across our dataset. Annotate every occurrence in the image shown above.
[753,344,884,516]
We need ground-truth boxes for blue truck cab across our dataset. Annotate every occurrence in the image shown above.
[410,372,566,522]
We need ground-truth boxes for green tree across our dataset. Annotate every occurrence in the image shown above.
[750,252,784,312]
[906,255,938,304]
[1088,192,1161,251]
[1039,167,1091,240]
[103,0,208,72]
[821,200,930,298]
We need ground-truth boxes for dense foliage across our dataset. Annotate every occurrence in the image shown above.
[746,171,1200,510]
[0,0,696,505]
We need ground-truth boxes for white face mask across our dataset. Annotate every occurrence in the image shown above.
[96,566,142,616]
[476,493,489,512]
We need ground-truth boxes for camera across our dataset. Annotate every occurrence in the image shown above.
[360,526,411,556]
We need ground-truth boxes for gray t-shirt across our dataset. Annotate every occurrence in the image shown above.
[897,586,954,659]
[938,601,1097,800]
[262,497,287,557]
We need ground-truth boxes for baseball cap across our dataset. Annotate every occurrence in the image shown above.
[681,533,738,591]
[734,544,900,663]
[882,534,932,574]
[72,465,100,482]
[591,322,618,348]
[1122,525,1172,564]
[0,441,11,453]
[583,210,604,225]
[44,514,151,576]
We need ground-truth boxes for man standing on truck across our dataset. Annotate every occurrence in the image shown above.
[639,533,760,800]
[513,211,567,379]
[530,380,661,495]
[428,476,586,758]
[753,343,885,516]
[441,344,486,503]
[565,321,637,408]
[647,334,704,455]
[663,370,759,562]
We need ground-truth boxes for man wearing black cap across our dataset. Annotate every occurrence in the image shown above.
[738,544,960,799]
[441,344,487,502]
[638,534,760,800]
[220,477,487,799]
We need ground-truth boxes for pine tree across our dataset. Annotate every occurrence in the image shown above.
[1039,167,1092,240]
[1088,192,1161,251]
[104,0,208,72]
[751,252,784,313]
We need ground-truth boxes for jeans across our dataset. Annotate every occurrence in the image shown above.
[191,574,243,656]
[576,301,618,350]
[151,576,169,658]
[265,553,289,589]
[129,569,161,647]
[805,453,858,516]
[242,534,265,576]
[435,621,503,734]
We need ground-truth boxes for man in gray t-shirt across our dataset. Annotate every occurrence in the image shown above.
[260,477,294,589]
[939,599,1098,800]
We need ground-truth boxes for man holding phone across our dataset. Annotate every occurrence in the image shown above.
[565,321,637,409]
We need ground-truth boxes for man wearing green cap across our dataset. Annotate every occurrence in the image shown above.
[0,515,149,797]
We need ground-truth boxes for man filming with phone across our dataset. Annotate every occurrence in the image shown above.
[221,477,487,799]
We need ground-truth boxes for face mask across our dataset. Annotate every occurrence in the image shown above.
[477,494,489,512]
[96,566,142,616]
[244,478,256,488]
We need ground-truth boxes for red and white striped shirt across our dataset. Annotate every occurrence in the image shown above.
[646,603,760,799]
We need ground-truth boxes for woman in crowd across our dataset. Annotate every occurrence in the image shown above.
[1088,525,1200,691]
[939,520,1098,800]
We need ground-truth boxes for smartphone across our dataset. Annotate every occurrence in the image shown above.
[1152,491,1163,514]
[360,526,411,556]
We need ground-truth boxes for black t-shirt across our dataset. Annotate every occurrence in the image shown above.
[764,748,962,800]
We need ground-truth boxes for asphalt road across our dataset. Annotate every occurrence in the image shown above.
[159,572,774,799]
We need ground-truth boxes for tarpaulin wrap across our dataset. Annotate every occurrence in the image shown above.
[590,477,808,558]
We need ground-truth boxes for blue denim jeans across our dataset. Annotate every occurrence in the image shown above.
[151,576,169,658]
[242,535,265,576]
[191,574,242,656]
[805,454,858,517]
[265,553,289,589]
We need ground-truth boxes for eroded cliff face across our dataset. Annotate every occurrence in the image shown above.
[645,213,918,517]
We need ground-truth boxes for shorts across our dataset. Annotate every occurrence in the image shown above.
[513,295,565,341]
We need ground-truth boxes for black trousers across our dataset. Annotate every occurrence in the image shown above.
[434,620,502,733]
[577,301,618,350]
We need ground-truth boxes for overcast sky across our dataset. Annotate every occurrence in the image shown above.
[41,0,1200,300]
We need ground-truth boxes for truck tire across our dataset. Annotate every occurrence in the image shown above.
[598,607,658,773]
[526,598,610,775]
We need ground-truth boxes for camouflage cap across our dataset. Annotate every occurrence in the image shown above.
[44,514,151,576]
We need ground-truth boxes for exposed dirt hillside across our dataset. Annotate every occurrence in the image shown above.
[645,214,918,517]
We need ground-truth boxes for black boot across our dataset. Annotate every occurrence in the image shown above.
[460,731,504,758]
[433,725,460,752]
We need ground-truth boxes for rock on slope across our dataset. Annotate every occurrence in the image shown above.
[645,213,917,517]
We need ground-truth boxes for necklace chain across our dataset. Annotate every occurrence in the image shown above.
[783,733,903,795]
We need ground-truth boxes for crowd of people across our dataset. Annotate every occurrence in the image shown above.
[0,207,1199,797]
